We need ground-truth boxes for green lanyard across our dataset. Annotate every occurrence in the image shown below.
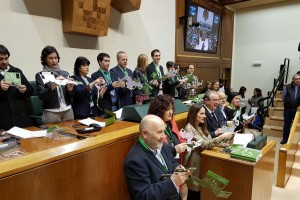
[164,126,175,143]
[99,69,111,83]
[143,74,148,82]
[139,136,168,171]
[81,76,92,102]
[118,65,128,76]
[228,104,238,119]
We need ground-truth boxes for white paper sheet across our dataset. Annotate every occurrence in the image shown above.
[233,133,254,147]
[114,108,123,119]
[7,126,47,139]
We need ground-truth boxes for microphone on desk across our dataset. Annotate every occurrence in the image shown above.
[240,120,268,150]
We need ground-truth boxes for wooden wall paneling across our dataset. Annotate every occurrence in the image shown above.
[175,0,234,84]
[195,63,221,83]
[111,0,141,13]
[220,7,234,60]
[61,0,111,36]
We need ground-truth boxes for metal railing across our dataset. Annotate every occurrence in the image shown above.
[257,58,290,118]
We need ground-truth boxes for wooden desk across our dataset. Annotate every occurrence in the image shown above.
[0,113,188,200]
[200,140,276,200]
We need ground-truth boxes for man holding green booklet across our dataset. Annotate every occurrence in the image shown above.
[0,44,33,130]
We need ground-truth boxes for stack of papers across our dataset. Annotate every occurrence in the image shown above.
[230,145,262,162]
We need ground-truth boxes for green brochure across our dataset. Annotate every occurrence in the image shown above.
[187,170,232,198]
[4,72,21,86]
[104,109,116,126]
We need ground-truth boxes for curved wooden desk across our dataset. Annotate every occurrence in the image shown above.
[200,140,276,200]
[0,113,188,200]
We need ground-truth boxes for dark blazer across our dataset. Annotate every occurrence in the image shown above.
[71,75,98,119]
[35,70,74,109]
[91,69,119,112]
[124,141,181,200]
[110,66,134,108]
[147,62,164,97]
[163,78,180,98]
[204,106,226,138]
[0,65,33,130]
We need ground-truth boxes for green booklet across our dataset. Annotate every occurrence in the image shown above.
[4,72,21,86]
[230,145,262,162]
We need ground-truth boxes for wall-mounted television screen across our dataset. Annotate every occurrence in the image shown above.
[184,2,221,54]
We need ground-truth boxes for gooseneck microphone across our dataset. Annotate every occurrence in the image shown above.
[241,120,268,150]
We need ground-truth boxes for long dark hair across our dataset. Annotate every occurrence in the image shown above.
[185,103,209,137]
[238,86,247,98]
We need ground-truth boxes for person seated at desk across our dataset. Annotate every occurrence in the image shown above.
[203,90,227,138]
[124,114,190,200]
[216,91,228,121]
[35,46,75,124]
[184,104,234,200]
[224,92,241,121]
[0,44,33,130]
[148,95,187,161]
[71,56,105,119]
[225,92,246,131]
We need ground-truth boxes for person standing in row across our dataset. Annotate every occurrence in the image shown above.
[36,46,74,124]
[183,64,200,99]
[71,56,105,119]
[147,49,164,97]
[92,53,120,112]
[111,51,133,109]
[0,44,33,130]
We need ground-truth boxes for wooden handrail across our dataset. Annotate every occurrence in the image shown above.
[276,106,300,187]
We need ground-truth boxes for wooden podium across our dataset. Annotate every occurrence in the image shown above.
[200,140,276,200]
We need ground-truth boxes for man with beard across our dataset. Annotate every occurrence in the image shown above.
[0,44,33,130]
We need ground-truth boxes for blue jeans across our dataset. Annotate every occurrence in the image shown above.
[283,108,296,140]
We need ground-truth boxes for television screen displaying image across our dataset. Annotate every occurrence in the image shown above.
[184,2,221,54]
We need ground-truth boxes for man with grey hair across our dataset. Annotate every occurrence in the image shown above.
[203,90,228,138]
[110,51,134,108]
[281,73,300,144]
[124,115,190,200]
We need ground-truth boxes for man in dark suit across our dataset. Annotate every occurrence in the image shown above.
[124,115,190,200]
[203,90,227,138]
[110,51,134,109]
[281,73,300,144]
[0,44,33,130]
[91,53,120,113]
[147,49,164,97]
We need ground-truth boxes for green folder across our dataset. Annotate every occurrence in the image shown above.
[230,146,262,162]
